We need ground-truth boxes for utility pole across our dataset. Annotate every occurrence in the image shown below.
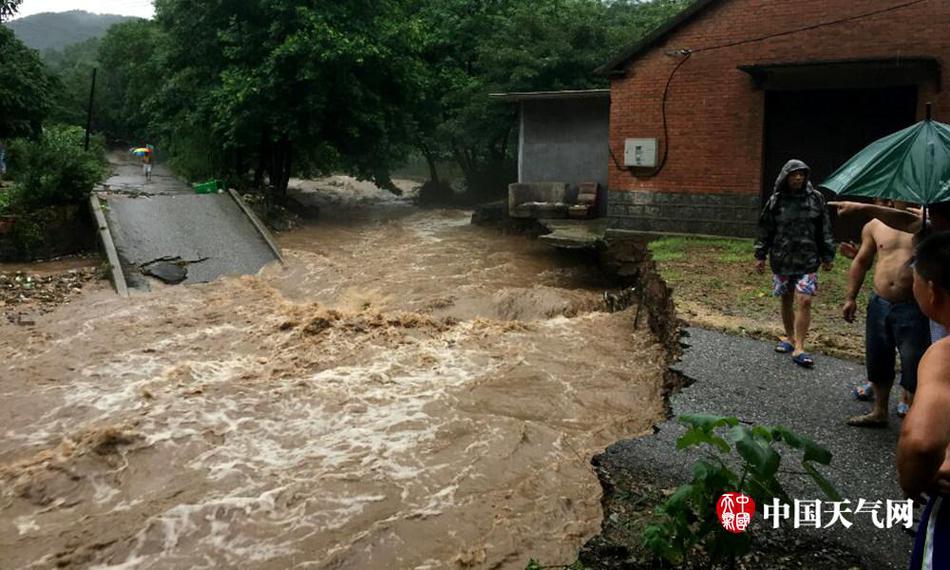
[84,67,97,151]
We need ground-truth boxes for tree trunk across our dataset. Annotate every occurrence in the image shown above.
[254,134,268,190]
[270,137,292,202]
[452,145,474,182]
[420,143,441,185]
[373,172,403,196]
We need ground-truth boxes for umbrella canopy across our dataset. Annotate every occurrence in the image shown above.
[130,147,151,157]
[820,118,950,205]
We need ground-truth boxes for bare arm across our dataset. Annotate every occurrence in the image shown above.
[828,201,923,233]
[898,341,950,499]
[842,224,876,322]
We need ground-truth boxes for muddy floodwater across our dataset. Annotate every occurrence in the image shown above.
[0,180,666,569]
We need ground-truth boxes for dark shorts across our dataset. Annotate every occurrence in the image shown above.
[865,293,931,393]
[910,494,950,570]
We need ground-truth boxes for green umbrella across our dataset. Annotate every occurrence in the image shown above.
[821,118,950,205]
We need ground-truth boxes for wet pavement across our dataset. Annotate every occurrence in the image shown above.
[99,151,189,196]
[598,327,913,570]
[97,154,280,289]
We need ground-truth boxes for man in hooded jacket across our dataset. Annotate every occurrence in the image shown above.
[755,159,836,367]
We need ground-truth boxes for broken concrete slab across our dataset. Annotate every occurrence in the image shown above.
[538,218,609,249]
[141,259,189,284]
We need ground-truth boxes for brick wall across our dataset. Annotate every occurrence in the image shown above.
[607,0,950,236]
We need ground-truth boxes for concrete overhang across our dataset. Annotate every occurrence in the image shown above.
[738,57,941,91]
[489,89,611,103]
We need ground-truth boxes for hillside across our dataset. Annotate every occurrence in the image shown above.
[5,10,137,52]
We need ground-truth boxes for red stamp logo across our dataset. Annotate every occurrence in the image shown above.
[717,493,756,534]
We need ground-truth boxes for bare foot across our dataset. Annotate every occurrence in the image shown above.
[847,412,889,428]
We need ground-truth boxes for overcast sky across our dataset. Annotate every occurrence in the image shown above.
[13,0,154,19]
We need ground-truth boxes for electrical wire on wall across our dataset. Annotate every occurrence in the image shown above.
[615,0,930,179]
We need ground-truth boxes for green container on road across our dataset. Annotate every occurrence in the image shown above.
[193,179,223,194]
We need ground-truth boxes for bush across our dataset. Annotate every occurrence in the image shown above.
[4,125,106,213]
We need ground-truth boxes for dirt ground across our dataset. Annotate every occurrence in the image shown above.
[575,468,865,570]
[0,255,105,325]
[648,237,867,362]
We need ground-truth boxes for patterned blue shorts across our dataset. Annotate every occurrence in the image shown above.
[772,273,818,297]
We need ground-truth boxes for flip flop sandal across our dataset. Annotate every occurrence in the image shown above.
[793,352,815,368]
[774,340,794,353]
[852,381,874,401]
[897,402,910,418]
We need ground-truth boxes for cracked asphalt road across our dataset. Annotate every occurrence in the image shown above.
[598,327,914,570]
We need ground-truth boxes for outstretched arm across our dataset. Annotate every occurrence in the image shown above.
[828,201,923,233]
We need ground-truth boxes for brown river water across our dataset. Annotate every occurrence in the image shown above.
[0,179,666,569]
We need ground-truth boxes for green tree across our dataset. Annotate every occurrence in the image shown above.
[0,0,22,22]
[408,0,691,198]
[0,25,54,139]
[6,124,106,210]
[43,37,101,128]
[96,19,164,142]
[151,0,424,199]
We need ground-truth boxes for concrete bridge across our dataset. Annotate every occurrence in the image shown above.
[91,154,282,294]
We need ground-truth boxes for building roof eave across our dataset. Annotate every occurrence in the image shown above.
[488,89,611,102]
[594,0,722,77]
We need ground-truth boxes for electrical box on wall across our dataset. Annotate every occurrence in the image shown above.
[624,138,658,168]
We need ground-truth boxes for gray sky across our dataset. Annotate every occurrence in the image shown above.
[14,0,154,19]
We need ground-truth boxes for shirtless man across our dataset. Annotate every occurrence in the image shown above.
[831,200,950,343]
[898,231,950,569]
[843,202,931,427]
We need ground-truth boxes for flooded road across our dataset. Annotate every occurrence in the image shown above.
[0,180,666,569]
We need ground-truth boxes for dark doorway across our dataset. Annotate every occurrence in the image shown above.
[762,86,918,201]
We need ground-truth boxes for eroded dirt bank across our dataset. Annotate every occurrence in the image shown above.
[0,183,668,569]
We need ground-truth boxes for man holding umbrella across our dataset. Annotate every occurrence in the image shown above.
[825,108,950,343]
[755,159,836,368]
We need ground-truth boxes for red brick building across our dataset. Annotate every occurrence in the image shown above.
[599,0,949,237]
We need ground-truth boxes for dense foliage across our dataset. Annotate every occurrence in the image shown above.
[0,25,54,140]
[4,125,106,211]
[43,37,99,127]
[32,0,691,201]
[0,0,22,22]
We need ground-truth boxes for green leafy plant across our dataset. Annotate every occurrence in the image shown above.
[643,414,840,566]
[6,124,106,212]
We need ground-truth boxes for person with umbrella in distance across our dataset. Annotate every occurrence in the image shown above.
[130,145,154,181]
[754,159,836,368]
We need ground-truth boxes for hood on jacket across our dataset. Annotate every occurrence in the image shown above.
[773,159,811,194]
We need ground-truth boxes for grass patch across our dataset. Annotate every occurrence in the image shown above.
[648,236,867,361]
[648,237,689,262]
